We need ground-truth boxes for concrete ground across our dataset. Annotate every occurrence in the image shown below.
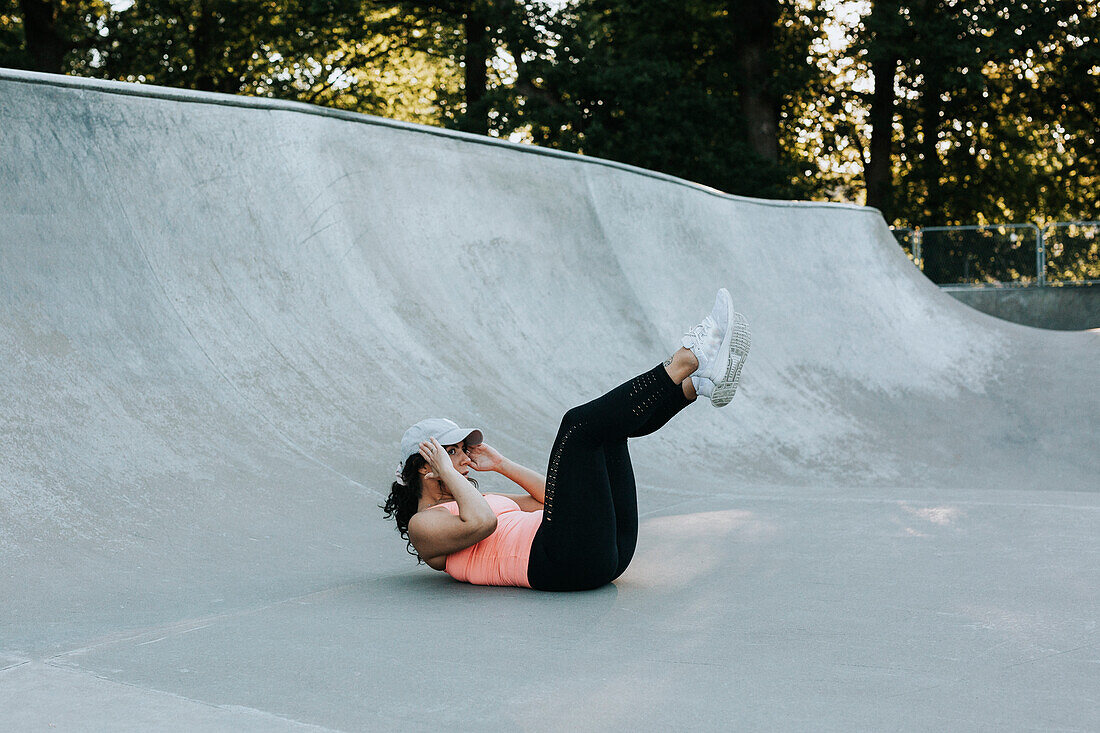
[1,69,1097,732]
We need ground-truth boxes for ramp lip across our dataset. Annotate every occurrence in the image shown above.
[940,280,1100,290]
[2,66,878,215]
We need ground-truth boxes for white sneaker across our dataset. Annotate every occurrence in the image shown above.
[681,288,733,383]
[682,289,750,408]
[690,375,714,400]
[711,311,750,407]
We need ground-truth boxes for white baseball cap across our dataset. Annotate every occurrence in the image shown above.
[399,418,483,468]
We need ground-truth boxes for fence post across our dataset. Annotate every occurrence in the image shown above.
[914,229,922,271]
[1036,224,1046,286]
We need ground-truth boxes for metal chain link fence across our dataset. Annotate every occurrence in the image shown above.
[889,222,1100,286]
[1043,222,1100,284]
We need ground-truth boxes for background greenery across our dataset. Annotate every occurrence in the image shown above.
[2,0,1096,231]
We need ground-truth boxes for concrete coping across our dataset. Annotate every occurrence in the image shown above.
[940,280,1100,291]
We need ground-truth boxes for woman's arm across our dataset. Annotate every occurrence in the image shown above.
[496,458,546,504]
[408,508,496,566]
[407,438,497,563]
[468,443,546,504]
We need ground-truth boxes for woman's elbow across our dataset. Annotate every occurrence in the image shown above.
[476,514,498,541]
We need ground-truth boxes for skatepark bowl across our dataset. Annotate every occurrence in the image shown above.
[1,68,1098,731]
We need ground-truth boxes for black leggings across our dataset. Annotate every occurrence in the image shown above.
[526,363,692,591]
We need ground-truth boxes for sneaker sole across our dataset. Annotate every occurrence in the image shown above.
[711,311,750,407]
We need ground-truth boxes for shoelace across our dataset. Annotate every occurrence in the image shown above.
[684,317,714,347]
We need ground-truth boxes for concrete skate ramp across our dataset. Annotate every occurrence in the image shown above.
[2,69,1097,731]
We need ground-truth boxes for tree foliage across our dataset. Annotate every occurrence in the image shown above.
[848,0,1098,226]
[1,0,110,72]
[476,0,827,199]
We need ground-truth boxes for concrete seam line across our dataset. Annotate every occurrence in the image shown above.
[0,660,31,674]
[1,67,878,216]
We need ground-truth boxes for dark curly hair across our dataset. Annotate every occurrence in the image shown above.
[381,451,478,561]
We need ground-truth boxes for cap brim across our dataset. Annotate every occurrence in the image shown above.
[435,427,483,448]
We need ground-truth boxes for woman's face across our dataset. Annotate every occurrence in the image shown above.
[444,441,473,477]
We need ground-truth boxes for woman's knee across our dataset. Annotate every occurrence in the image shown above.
[557,405,600,446]
[559,405,588,431]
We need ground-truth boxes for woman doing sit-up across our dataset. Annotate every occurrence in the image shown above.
[382,288,750,591]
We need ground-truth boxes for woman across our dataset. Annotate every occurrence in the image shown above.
[383,288,750,591]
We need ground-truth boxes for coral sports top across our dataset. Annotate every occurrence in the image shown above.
[429,494,542,588]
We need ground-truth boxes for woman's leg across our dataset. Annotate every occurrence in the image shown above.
[526,290,750,590]
[602,439,638,579]
[601,387,695,581]
[527,361,688,591]
[554,360,690,447]
[630,383,693,438]
[527,437,619,591]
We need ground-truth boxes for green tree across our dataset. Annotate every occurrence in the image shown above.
[487,0,827,199]
[0,0,109,72]
[850,0,1097,226]
[98,2,376,96]
[392,0,551,135]
[0,1,463,124]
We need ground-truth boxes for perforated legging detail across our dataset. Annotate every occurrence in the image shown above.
[527,364,692,591]
[542,422,574,523]
[629,369,665,417]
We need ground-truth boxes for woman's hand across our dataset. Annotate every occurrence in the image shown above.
[418,437,457,480]
[467,442,505,472]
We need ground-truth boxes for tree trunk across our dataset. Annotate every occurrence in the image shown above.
[917,82,943,221]
[733,0,780,162]
[460,2,490,134]
[192,0,217,92]
[866,54,898,213]
[909,0,945,221]
[19,0,67,73]
[865,0,903,216]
